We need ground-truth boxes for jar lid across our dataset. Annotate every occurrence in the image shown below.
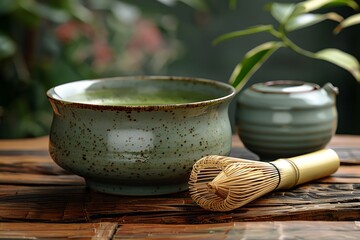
[238,80,334,109]
[251,81,320,94]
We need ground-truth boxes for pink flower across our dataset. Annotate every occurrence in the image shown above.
[55,21,79,43]
[92,39,113,68]
[127,19,164,54]
[55,21,95,43]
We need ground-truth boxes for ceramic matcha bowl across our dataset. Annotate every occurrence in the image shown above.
[47,76,235,196]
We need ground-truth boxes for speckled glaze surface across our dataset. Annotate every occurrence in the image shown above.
[47,76,235,195]
[236,81,338,159]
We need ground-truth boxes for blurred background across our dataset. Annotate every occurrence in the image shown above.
[0,0,359,139]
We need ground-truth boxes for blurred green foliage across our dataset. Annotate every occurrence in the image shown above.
[0,0,190,138]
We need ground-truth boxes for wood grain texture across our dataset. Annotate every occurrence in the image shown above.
[0,182,359,223]
[0,222,117,239]
[1,221,359,239]
[0,136,49,151]
[0,135,360,239]
[116,221,360,240]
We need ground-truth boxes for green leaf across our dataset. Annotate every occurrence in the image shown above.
[229,41,284,92]
[334,13,360,33]
[213,25,274,45]
[285,12,343,31]
[268,3,297,24]
[315,48,360,82]
[0,33,16,59]
[294,0,358,15]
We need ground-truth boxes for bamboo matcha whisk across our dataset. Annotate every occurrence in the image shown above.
[189,149,339,212]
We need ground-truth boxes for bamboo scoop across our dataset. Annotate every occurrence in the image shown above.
[189,149,339,212]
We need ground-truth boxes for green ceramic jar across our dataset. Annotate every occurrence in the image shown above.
[47,76,235,195]
[236,80,338,159]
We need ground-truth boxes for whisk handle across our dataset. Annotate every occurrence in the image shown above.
[287,149,339,185]
[273,149,340,189]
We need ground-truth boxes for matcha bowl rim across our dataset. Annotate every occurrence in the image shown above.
[46,75,236,110]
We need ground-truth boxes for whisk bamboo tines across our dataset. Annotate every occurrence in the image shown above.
[189,149,339,212]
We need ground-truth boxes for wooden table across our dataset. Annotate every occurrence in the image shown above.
[0,135,360,239]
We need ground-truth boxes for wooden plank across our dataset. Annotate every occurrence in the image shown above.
[0,153,84,185]
[0,135,359,224]
[0,155,54,163]
[327,135,360,147]
[0,154,84,185]
[2,221,359,239]
[0,144,358,187]
[0,172,84,185]
[83,182,360,223]
[0,181,359,223]
[319,165,360,183]
[0,185,89,222]
[0,222,117,239]
[333,147,360,164]
[0,155,70,175]
[0,155,358,186]
[0,136,48,151]
[115,221,360,240]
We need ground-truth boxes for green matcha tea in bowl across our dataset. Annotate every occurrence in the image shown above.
[47,76,235,196]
